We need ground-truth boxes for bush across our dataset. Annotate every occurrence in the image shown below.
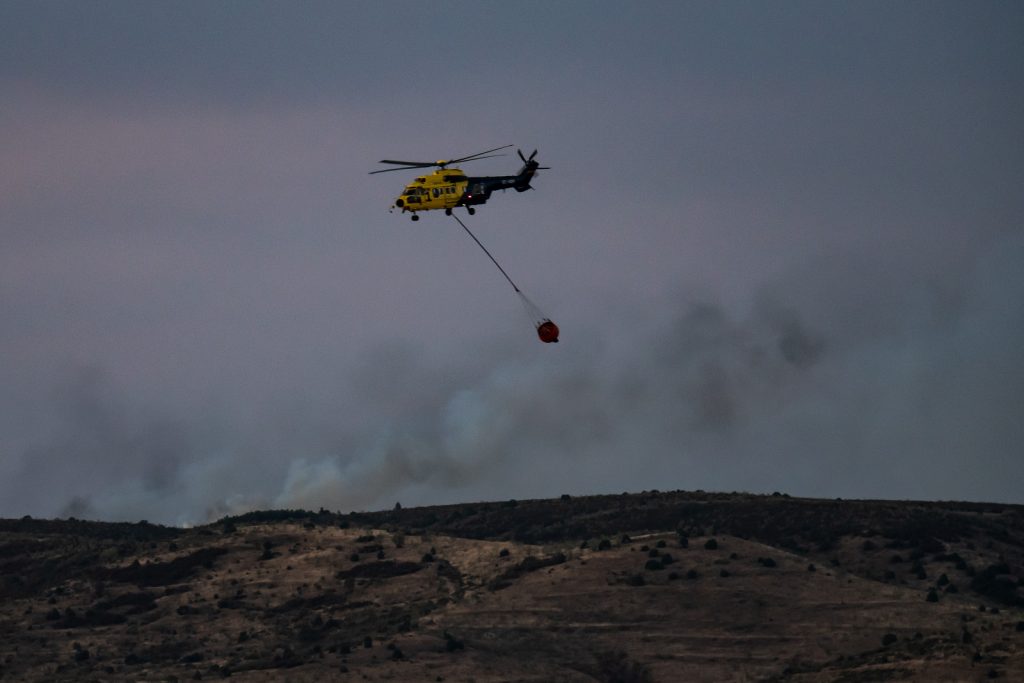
[644,559,664,571]
[595,650,653,683]
[971,563,1023,606]
[444,631,465,652]
[926,588,939,602]
[882,633,897,646]
[704,539,718,550]
[685,569,699,580]
[758,557,777,568]
[597,539,612,551]
[499,548,510,557]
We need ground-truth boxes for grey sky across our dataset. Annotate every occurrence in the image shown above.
[2,1,1022,524]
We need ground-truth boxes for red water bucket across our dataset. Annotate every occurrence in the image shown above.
[536,320,559,343]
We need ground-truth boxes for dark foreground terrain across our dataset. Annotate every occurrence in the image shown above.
[2,491,1023,681]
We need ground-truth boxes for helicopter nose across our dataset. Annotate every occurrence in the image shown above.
[395,198,405,207]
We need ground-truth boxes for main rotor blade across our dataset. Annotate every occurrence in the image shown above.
[369,165,430,175]
[377,159,435,167]
[448,144,513,165]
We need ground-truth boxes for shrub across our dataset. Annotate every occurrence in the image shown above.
[656,540,667,548]
[686,569,699,580]
[926,588,939,602]
[720,569,730,578]
[625,573,646,586]
[971,563,1023,606]
[444,631,465,652]
[595,650,653,683]
[758,557,777,568]
[704,539,718,550]
[644,559,664,571]
[807,564,817,572]
[597,539,612,551]
[499,548,510,557]
[882,633,897,646]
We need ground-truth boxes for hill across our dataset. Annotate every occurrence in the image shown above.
[2,490,1023,681]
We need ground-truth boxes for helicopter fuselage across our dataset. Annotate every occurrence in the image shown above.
[392,164,538,218]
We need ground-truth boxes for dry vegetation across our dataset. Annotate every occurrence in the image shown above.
[2,491,1023,681]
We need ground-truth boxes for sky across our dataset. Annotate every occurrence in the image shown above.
[2,1,1022,525]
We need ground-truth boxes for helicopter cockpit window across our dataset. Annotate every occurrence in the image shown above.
[432,188,441,198]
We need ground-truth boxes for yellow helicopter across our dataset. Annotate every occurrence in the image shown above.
[370,145,548,220]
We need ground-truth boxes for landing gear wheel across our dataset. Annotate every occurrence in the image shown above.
[445,208,452,216]
[411,214,419,221]
[467,207,476,215]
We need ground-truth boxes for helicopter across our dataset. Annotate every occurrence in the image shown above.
[370,145,548,220]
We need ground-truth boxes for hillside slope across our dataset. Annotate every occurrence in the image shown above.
[2,491,1023,681]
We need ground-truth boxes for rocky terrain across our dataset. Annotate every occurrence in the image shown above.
[2,491,1023,681]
